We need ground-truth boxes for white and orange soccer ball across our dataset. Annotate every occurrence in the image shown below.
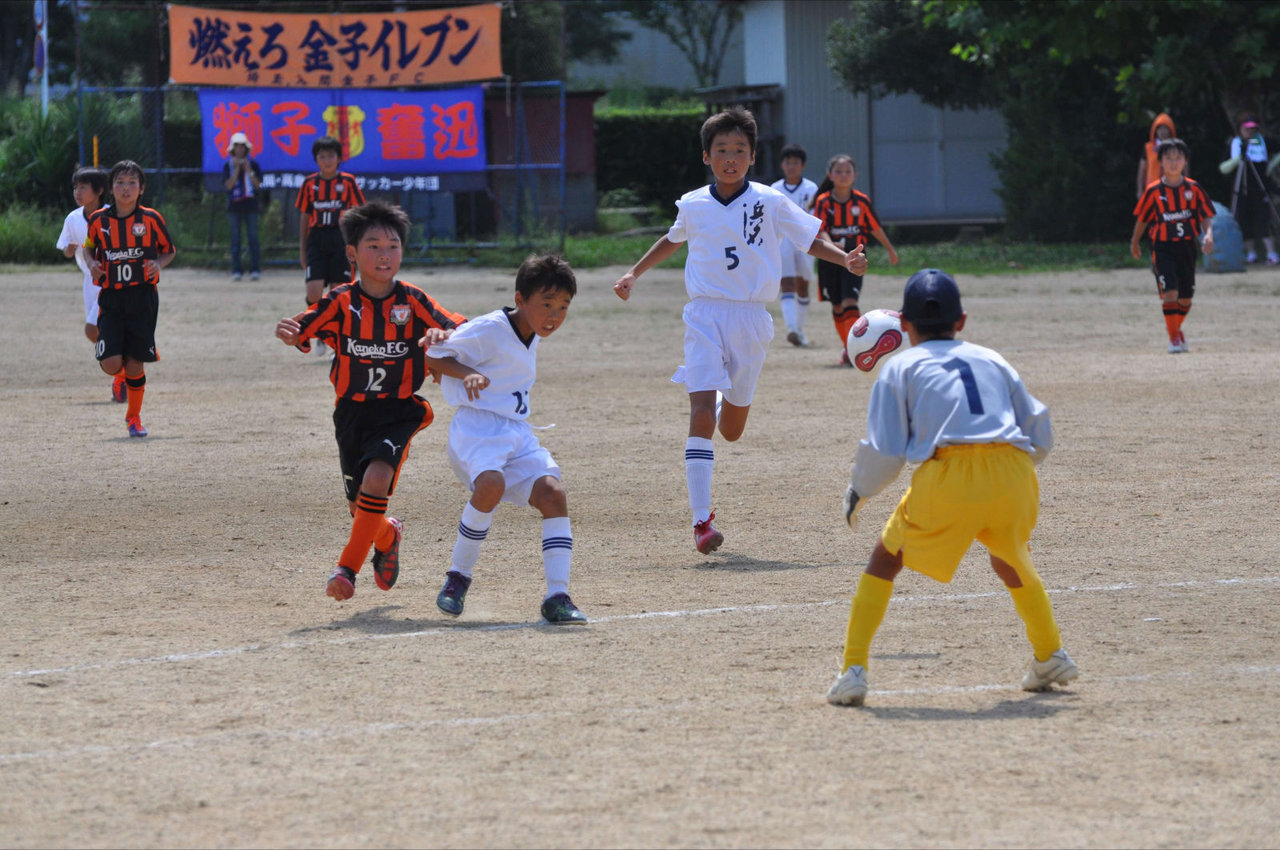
[846,309,911,373]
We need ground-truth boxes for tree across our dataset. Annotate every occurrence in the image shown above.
[826,0,1274,241]
[620,0,742,88]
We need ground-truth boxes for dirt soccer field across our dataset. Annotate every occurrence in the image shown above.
[2,260,1279,849]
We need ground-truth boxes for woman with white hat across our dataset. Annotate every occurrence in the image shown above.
[223,131,263,280]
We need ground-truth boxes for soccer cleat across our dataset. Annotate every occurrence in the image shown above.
[326,566,356,601]
[371,517,403,591]
[126,416,147,438]
[838,349,853,367]
[231,272,242,282]
[1021,648,1079,691]
[250,271,260,280]
[436,570,472,616]
[1176,332,1189,353]
[693,512,723,554]
[827,665,869,706]
[795,329,809,347]
[111,374,127,403]
[540,592,588,624]
[1267,254,1280,266]
[1167,339,1180,354]
[786,329,802,347]
[1246,251,1258,264]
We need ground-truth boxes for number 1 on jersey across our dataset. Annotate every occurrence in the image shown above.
[942,357,985,415]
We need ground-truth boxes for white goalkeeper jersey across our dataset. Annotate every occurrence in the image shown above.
[770,177,819,214]
[850,339,1053,499]
[666,181,821,303]
[431,307,538,421]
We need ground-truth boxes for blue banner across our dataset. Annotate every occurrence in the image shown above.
[199,86,485,175]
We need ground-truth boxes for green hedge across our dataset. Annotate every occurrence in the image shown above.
[594,108,707,209]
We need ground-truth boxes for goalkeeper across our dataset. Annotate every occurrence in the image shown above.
[827,269,1077,707]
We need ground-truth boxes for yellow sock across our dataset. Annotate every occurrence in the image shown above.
[1008,576,1062,662]
[841,573,894,672]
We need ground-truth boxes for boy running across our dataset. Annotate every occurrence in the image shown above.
[613,107,867,555]
[829,269,1076,707]
[275,201,466,601]
[297,135,366,309]
[84,161,176,438]
[1130,138,1215,353]
[770,144,819,346]
[55,166,123,402]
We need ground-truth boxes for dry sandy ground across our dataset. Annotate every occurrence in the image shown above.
[1,260,1278,849]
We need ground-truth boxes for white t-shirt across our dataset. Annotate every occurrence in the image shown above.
[850,338,1053,499]
[666,181,821,303]
[770,177,819,213]
[56,206,93,282]
[430,307,538,421]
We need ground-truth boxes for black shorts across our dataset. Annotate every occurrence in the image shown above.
[332,395,433,501]
[1152,240,1197,300]
[817,262,863,304]
[305,228,351,286]
[95,285,159,363]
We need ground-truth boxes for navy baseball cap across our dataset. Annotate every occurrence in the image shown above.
[901,268,963,325]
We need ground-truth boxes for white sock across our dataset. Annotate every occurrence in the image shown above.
[685,436,714,525]
[796,295,810,331]
[780,292,797,332]
[450,502,494,578]
[542,516,572,598]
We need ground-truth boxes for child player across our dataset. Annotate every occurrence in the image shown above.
[274,201,466,601]
[770,144,819,346]
[83,161,176,438]
[424,254,586,624]
[1130,138,1215,353]
[812,153,899,365]
[55,166,123,402]
[296,135,367,311]
[613,107,867,555]
[828,269,1077,707]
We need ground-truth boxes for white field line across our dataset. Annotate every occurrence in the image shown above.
[6,575,1278,681]
[4,663,1279,766]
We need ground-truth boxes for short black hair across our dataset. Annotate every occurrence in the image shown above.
[1157,138,1190,161]
[312,135,343,161]
[107,160,145,190]
[515,253,576,300]
[72,166,107,197]
[340,200,410,247]
[779,144,807,164]
[700,106,757,154]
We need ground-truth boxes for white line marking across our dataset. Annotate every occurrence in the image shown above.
[4,664,1279,765]
[6,575,1278,680]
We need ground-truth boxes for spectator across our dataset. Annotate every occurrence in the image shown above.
[223,132,262,281]
[1219,116,1279,265]
[1137,113,1176,199]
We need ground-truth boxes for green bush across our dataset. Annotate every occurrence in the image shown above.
[0,100,80,211]
[594,107,706,209]
[0,205,65,264]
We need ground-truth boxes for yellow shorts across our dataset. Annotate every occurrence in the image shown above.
[881,443,1039,583]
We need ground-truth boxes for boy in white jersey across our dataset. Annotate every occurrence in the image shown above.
[55,167,124,402]
[827,269,1077,707]
[770,144,819,346]
[424,254,586,624]
[614,106,867,555]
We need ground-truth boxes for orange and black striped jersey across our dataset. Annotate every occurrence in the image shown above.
[1133,178,1214,243]
[812,189,882,252]
[295,280,466,402]
[295,172,366,230]
[84,206,174,289]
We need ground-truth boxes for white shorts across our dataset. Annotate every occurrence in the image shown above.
[83,273,100,325]
[671,298,773,407]
[779,242,811,280]
[447,406,561,506]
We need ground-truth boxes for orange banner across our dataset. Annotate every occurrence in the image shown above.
[168,3,503,88]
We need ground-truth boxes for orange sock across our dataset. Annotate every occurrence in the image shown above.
[835,307,861,348]
[338,491,390,571]
[125,373,146,419]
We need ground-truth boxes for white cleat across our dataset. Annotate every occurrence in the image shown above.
[1021,649,1079,692]
[826,665,868,706]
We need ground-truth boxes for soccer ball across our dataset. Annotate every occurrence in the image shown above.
[847,309,910,373]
